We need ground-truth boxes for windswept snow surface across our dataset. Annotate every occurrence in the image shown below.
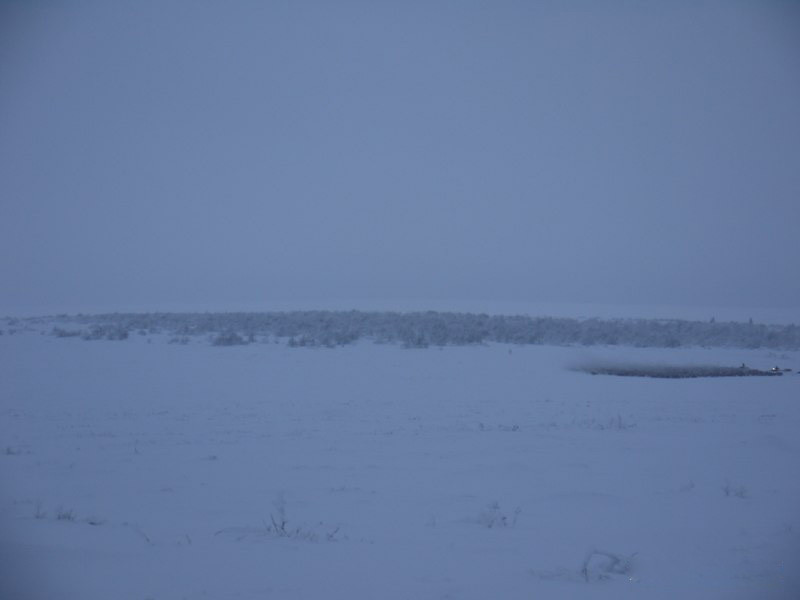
[1,329,799,599]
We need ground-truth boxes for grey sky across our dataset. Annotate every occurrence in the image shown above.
[1,1,799,316]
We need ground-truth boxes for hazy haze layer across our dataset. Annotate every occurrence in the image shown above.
[1,1,798,315]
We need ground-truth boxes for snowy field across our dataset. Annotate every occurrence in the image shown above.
[1,327,799,599]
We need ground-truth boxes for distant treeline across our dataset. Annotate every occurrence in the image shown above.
[42,310,800,350]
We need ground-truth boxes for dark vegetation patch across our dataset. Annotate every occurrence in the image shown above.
[578,364,785,378]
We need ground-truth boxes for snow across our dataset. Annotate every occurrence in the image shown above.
[1,328,799,599]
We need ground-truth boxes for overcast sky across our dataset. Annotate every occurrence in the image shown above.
[1,1,798,317]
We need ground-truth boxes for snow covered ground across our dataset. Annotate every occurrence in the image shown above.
[1,327,799,599]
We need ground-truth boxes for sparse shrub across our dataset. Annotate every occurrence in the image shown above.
[212,331,247,346]
[106,327,128,340]
[402,333,429,349]
[124,522,153,545]
[56,507,76,521]
[723,480,748,498]
[478,423,520,432]
[214,494,340,543]
[52,327,82,338]
[605,414,635,430]
[265,493,315,539]
[476,501,521,528]
[81,328,99,341]
[82,326,128,341]
[581,548,636,582]
[287,335,315,348]
[498,424,520,432]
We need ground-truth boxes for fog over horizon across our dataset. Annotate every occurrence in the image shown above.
[1,1,799,319]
